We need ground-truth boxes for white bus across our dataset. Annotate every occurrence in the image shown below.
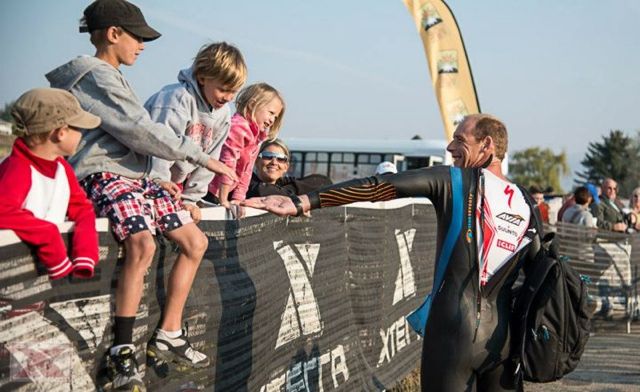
[284,137,450,183]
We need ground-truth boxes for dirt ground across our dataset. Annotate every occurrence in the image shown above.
[392,333,640,392]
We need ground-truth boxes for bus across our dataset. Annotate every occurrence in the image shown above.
[285,137,450,183]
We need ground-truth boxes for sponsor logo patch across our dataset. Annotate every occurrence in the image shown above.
[497,212,525,226]
[497,239,516,252]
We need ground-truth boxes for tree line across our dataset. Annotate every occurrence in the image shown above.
[509,130,640,197]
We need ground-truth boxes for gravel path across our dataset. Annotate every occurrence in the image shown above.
[524,333,640,392]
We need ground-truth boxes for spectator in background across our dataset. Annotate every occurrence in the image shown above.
[591,178,627,232]
[375,161,398,175]
[529,185,549,223]
[561,186,596,227]
[627,187,640,232]
[557,182,600,222]
[246,139,331,198]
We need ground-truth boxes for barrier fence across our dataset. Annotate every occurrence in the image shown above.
[0,201,637,391]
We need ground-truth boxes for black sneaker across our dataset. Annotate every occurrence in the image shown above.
[146,329,209,371]
[105,346,145,391]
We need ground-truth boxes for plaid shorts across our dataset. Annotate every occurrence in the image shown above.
[81,172,193,241]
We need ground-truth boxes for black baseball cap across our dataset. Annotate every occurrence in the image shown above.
[79,0,161,42]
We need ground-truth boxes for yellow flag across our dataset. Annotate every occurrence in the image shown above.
[403,0,481,142]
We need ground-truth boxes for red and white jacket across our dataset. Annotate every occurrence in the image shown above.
[0,138,99,279]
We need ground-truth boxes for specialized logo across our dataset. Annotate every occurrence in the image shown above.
[392,229,417,305]
[504,185,514,207]
[497,212,525,226]
[273,241,322,349]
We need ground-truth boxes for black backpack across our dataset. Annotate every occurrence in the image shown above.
[512,195,592,382]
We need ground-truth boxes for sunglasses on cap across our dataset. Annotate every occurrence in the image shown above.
[258,151,288,163]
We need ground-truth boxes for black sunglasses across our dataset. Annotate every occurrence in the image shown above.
[258,151,288,163]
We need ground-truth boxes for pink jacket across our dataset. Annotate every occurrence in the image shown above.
[209,113,268,201]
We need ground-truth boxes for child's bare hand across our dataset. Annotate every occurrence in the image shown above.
[157,180,182,199]
[206,158,238,183]
[230,200,246,219]
[184,204,201,224]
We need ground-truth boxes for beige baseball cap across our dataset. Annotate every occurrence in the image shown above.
[11,88,101,135]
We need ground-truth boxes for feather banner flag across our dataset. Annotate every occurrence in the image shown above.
[402,0,481,142]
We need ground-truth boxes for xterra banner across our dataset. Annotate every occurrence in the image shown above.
[0,202,435,391]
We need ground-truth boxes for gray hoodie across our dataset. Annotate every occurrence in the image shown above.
[46,56,209,181]
[145,67,230,204]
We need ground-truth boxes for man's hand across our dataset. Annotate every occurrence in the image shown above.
[612,222,628,232]
[184,203,201,224]
[157,180,182,199]
[206,158,238,183]
[242,195,297,217]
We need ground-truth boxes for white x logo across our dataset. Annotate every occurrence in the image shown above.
[274,241,323,349]
[392,229,416,305]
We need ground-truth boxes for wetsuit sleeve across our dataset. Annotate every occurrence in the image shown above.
[306,165,451,210]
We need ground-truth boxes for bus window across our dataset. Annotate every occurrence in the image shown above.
[343,153,354,163]
[317,152,329,162]
[290,152,303,177]
[406,157,430,170]
[370,154,382,164]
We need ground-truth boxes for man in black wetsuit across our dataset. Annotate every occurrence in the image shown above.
[244,114,539,391]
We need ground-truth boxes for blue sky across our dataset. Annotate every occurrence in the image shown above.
[1,1,639,188]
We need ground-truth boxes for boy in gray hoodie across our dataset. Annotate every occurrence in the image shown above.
[46,1,236,390]
[145,42,247,220]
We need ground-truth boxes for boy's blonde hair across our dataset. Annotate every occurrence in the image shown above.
[235,83,286,139]
[192,42,247,90]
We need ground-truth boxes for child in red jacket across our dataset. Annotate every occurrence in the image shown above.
[0,88,101,279]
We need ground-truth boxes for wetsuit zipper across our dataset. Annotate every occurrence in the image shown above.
[471,171,484,342]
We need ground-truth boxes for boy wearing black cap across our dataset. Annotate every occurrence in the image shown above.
[0,88,101,280]
[46,1,235,390]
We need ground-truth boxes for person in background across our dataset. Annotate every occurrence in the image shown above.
[145,42,247,222]
[529,185,549,223]
[626,187,640,232]
[375,161,398,176]
[557,182,600,222]
[208,83,285,208]
[0,88,100,280]
[246,139,331,198]
[591,178,627,232]
[46,0,237,388]
[561,186,596,227]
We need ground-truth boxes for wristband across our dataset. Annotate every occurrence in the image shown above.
[290,194,304,217]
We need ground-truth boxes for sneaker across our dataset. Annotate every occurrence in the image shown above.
[106,345,145,391]
[146,328,210,371]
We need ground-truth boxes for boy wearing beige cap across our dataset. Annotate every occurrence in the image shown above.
[0,88,101,280]
[46,0,232,389]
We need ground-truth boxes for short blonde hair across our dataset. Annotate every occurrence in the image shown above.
[465,114,508,160]
[236,83,285,139]
[192,42,247,90]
